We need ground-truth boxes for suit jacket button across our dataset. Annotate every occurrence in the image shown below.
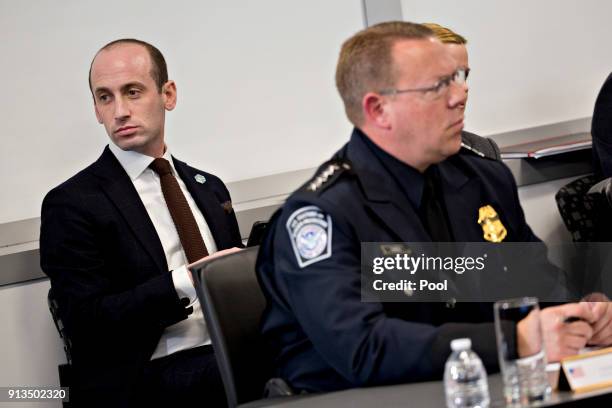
[445,298,456,309]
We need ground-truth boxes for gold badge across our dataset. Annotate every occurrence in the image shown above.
[478,205,507,243]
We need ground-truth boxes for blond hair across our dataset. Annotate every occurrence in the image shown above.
[335,21,433,126]
[421,23,466,45]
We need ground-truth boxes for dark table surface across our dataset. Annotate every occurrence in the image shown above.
[255,372,612,408]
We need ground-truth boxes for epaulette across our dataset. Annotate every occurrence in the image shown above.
[301,159,352,194]
[460,132,501,161]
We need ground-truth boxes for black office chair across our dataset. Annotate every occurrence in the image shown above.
[47,288,72,407]
[461,131,502,160]
[555,174,599,242]
[586,176,612,240]
[193,247,297,408]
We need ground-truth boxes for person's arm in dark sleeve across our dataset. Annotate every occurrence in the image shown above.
[273,203,502,385]
[497,162,541,243]
[40,187,190,340]
[495,161,575,302]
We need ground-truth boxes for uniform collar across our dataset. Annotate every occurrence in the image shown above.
[108,142,175,180]
[353,128,425,209]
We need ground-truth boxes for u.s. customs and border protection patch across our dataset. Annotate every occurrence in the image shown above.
[286,206,332,268]
[478,204,507,242]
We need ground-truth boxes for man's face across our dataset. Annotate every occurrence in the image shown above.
[446,43,469,108]
[90,43,176,157]
[384,38,467,169]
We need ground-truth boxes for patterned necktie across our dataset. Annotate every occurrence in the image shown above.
[149,158,209,263]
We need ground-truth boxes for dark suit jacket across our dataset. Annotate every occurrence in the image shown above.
[256,128,552,392]
[40,146,242,406]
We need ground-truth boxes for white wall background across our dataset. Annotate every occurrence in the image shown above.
[1,1,605,403]
[0,2,364,406]
[0,0,363,224]
[401,0,612,137]
[0,280,64,408]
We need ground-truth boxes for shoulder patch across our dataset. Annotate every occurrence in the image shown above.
[302,159,352,194]
[286,206,332,268]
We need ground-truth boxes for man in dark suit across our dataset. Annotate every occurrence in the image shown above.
[256,22,612,392]
[40,39,242,406]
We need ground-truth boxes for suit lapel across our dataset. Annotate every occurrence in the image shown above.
[346,131,430,242]
[92,147,168,273]
[172,158,234,249]
[363,193,430,242]
[439,157,484,242]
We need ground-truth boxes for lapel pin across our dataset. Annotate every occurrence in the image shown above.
[221,201,233,214]
[195,174,206,184]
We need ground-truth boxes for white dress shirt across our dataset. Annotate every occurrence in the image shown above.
[108,143,217,360]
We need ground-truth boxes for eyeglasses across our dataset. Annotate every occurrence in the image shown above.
[379,67,470,100]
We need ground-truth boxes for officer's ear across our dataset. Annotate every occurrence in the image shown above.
[362,92,392,130]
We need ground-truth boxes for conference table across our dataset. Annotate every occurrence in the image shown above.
[259,372,612,407]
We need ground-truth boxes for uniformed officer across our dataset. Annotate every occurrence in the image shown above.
[256,21,610,392]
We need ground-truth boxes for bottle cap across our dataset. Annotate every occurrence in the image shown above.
[450,338,471,351]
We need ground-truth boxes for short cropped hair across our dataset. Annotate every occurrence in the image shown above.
[88,38,168,94]
[422,23,467,45]
[335,21,434,126]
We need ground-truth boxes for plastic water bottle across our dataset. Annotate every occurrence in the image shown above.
[444,338,490,408]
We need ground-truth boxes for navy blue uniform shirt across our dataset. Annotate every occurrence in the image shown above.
[256,128,546,392]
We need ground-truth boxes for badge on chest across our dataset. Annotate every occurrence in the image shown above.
[478,204,507,242]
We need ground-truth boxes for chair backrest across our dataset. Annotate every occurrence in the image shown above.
[47,288,73,364]
[47,288,73,406]
[587,177,612,241]
[556,175,599,242]
[555,174,612,242]
[461,131,502,160]
[193,247,271,407]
